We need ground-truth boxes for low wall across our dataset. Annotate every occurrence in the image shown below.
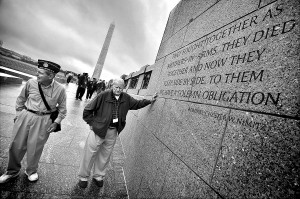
[0,55,67,84]
[0,55,37,76]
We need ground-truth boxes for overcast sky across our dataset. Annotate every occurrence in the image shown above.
[0,0,180,81]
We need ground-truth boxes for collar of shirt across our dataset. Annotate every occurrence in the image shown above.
[111,91,123,101]
[40,80,54,89]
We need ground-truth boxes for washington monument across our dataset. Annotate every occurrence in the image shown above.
[92,22,115,79]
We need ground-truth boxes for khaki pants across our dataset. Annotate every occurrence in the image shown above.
[7,110,52,175]
[78,128,117,180]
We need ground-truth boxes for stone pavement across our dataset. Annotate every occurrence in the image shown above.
[0,82,128,199]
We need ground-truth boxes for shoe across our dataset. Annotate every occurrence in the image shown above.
[93,178,103,187]
[25,171,38,182]
[0,172,20,183]
[78,180,88,188]
[79,98,82,101]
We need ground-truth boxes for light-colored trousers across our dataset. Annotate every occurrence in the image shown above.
[7,109,52,175]
[78,128,118,180]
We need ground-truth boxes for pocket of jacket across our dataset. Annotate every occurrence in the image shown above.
[91,118,107,133]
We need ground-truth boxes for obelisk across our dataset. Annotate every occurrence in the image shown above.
[92,22,115,79]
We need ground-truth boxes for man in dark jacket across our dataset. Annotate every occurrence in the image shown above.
[78,78,157,188]
[76,73,88,100]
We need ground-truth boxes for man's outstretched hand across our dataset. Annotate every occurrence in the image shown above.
[151,92,158,103]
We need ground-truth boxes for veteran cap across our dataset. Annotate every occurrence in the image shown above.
[38,59,61,73]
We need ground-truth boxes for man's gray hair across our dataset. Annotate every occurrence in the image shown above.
[112,78,125,86]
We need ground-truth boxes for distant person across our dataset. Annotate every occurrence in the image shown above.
[66,73,73,84]
[0,60,67,183]
[76,73,81,85]
[86,78,97,100]
[77,78,157,188]
[76,73,88,100]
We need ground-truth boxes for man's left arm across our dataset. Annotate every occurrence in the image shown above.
[129,93,157,110]
[47,87,67,133]
[54,88,67,124]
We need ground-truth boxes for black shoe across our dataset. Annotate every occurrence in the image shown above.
[75,98,78,100]
[92,178,103,187]
[79,98,82,101]
[78,180,88,188]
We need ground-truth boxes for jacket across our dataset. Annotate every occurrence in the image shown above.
[83,90,152,138]
[78,75,87,88]
[87,80,97,91]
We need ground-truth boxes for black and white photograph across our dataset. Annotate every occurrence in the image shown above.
[0,0,299,198]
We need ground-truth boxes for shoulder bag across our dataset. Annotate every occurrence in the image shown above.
[38,83,61,132]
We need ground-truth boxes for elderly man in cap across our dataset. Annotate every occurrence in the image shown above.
[0,60,67,183]
[78,78,157,188]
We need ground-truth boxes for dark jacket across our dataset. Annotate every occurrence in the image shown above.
[87,80,97,91]
[78,75,87,88]
[83,90,152,138]
[97,81,105,91]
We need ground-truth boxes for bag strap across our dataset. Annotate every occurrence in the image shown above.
[38,83,51,111]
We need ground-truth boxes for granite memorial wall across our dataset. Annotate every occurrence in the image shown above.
[120,0,299,198]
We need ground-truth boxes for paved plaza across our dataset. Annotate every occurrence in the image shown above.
[0,82,128,199]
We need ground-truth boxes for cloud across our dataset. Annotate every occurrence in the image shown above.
[0,0,181,81]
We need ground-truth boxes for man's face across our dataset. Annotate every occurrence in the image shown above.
[37,68,53,84]
[112,82,124,96]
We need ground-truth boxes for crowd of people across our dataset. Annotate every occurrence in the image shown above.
[75,73,106,101]
[65,72,107,101]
